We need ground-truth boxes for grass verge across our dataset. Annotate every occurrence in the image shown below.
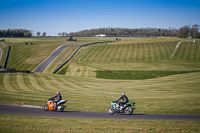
[0,114,200,133]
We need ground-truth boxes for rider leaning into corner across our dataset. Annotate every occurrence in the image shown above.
[116,93,129,109]
[53,91,62,108]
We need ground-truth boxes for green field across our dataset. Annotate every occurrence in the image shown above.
[1,114,199,133]
[0,37,200,132]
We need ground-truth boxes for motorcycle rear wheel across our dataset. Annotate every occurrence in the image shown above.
[124,106,133,115]
[57,105,64,112]
[108,107,114,115]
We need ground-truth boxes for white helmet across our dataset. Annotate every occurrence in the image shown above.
[121,93,125,96]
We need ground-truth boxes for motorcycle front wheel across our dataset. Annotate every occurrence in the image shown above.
[44,105,49,111]
[108,107,114,115]
[124,106,133,115]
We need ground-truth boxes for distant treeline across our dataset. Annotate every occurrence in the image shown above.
[0,29,32,37]
[69,24,200,38]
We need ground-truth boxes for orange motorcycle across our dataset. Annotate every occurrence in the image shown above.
[44,97,66,112]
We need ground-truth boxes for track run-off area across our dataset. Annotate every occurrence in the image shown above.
[1,104,200,121]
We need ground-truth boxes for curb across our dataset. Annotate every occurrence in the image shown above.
[2,103,43,108]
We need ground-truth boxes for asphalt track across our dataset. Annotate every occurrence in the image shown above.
[1,104,200,120]
[32,43,86,72]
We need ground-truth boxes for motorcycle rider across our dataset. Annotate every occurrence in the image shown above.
[53,91,62,108]
[116,93,129,110]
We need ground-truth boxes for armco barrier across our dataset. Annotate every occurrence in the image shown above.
[3,45,11,68]
[52,41,113,74]
[0,69,30,73]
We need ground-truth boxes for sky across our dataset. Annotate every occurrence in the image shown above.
[0,0,200,36]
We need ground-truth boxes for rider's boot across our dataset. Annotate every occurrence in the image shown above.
[120,105,124,111]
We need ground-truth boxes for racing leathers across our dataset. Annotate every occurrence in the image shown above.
[53,94,62,107]
[116,95,129,106]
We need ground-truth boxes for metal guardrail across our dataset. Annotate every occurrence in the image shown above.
[52,41,113,74]
[0,69,30,73]
[3,45,11,68]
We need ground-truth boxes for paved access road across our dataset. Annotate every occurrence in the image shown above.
[1,104,200,120]
[32,43,85,72]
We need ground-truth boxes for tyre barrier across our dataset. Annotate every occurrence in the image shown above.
[3,45,11,69]
[52,41,114,74]
[0,69,30,73]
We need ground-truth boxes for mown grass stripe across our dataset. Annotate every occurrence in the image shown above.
[48,75,70,90]
[142,44,147,62]
[85,46,98,62]
[88,46,101,62]
[133,44,137,61]
[121,44,127,62]
[194,43,200,61]
[126,44,132,62]
[93,45,106,62]
[70,66,78,76]
[34,74,51,90]
[67,78,90,89]
[23,74,37,91]
[101,45,112,62]
[3,74,17,92]
[106,45,116,62]
[28,74,44,91]
[179,42,187,60]
[114,45,121,62]
[151,43,156,61]
[8,45,30,68]
[147,43,152,61]
[55,76,82,90]
[141,44,146,62]
[112,44,120,62]
[162,43,171,59]
[10,73,23,91]
[84,67,96,78]
[190,43,198,61]
[42,74,58,90]
[135,44,140,61]
[186,42,193,60]
[157,43,164,60]
[105,44,115,62]
[16,73,30,91]
[130,44,135,62]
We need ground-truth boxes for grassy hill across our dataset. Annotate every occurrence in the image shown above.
[0,37,114,71]
[0,37,200,132]
[0,71,200,114]
[56,38,200,79]
[0,37,200,114]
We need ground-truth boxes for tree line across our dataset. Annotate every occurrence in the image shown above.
[69,24,200,38]
[1,24,199,38]
[0,29,32,37]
